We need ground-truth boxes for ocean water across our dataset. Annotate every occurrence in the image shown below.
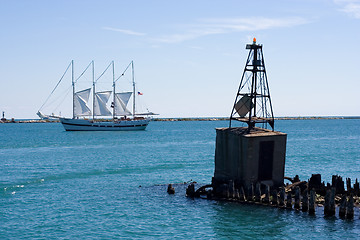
[0,119,359,239]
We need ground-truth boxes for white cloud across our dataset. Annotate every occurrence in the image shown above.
[103,27,146,36]
[189,46,203,50]
[154,17,309,43]
[201,17,308,31]
[334,0,360,18]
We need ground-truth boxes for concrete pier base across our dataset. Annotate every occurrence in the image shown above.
[212,127,287,193]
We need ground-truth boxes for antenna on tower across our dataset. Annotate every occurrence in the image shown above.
[229,38,274,130]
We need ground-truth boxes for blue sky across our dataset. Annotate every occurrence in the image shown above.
[0,0,359,119]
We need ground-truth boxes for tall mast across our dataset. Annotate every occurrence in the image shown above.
[71,60,75,119]
[132,61,135,117]
[92,60,95,120]
[112,61,115,119]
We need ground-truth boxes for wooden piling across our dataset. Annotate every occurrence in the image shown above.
[308,174,321,191]
[271,189,278,206]
[339,194,347,218]
[286,191,292,209]
[301,189,308,212]
[309,189,315,214]
[186,183,195,198]
[167,184,175,194]
[354,179,359,196]
[324,188,330,215]
[346,194,354,219]
[330,187,336,215]
[203,173,358,220]
[294,175,300,183]
[346,178,352,194]
[332,175,345,194]
[279,187,285,207]
[294,186,300,209]
[324,188,336,216]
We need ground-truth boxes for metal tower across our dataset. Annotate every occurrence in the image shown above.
[230,38,274,130]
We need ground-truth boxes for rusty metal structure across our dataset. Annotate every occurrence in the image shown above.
[230,38,274,130]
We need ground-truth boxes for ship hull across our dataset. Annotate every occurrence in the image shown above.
[60,118,149,131]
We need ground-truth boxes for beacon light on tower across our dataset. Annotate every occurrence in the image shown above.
[230,37,274,130]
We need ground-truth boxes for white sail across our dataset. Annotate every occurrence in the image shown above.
[117,92,132,106]
[94,91,112,116]
[115,92,132,116]
[74,88,92,116]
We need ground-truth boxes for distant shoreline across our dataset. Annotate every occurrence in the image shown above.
[154,116,360,121]
[1,116,359,123]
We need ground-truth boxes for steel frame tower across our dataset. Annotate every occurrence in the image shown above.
[229,38,274,130]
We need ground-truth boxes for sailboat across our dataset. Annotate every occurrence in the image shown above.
[38,60,155,131]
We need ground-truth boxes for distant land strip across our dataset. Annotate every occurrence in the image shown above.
[154,116,360,121]
[1,116,360,123]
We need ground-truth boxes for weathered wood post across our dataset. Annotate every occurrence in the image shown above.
[324,188,336,216]
[279,187,285,207]
[332,175,345,194]
[294,186,300,209]
[346,178,352,194]
[309,174,322,192]
[309,189,316,214]
[293,175,300,183]
[186,183,195,198]
[354,179,359,196]
[330,187,336,215]
[286,191,292,209]
[339,194,347,218]
[167,184,175,194]
[324,188,330,215]
[271,189,278,206]
[346,194,354,219]
[301,189,308,212]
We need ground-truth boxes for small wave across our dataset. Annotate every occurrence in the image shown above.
[1,179,44,195]
[1,163,185,195]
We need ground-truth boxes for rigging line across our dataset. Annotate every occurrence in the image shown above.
[95,61,113,83]
[74,61,93,84]
[53,87,72,113]
[38,61,72,111]
[114,61,132,83]
[46,85,72,107]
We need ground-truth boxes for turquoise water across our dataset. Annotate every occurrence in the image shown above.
[0,119,359,239]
